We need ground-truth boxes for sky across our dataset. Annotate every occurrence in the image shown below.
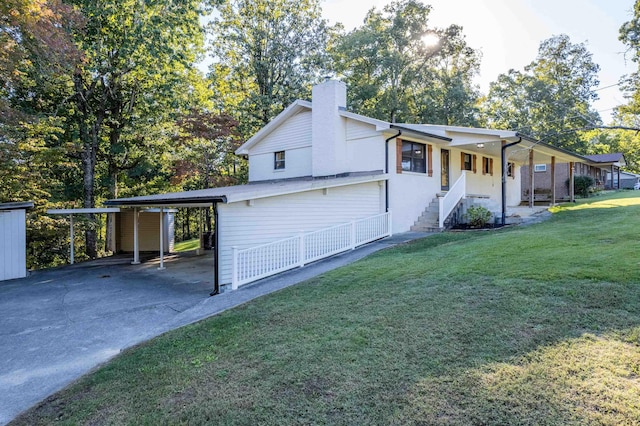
[321,0,637,123]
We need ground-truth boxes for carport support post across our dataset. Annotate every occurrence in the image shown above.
[69,214,74,265]
[132,207,140,265]
[158,207,165,270]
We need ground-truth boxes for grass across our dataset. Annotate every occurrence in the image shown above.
[174,238,200,252]
[12,191,640,425]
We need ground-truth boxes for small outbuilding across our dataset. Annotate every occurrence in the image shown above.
[0,202,34,281]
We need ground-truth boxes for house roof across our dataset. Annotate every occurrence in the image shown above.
[235,96,594,166]
[105,171,388,208]
[584,153,625,164]
[0,201,34,211]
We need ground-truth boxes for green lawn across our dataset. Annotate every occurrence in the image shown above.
[174,238,200,252]
[14,191,640,425]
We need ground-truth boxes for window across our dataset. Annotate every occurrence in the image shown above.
[482,157,493,175]
[534,164,547,172]
[401,141,427,173]
[462,153,472,171]
[507,162,515,178]
[461,152,476,172]
[274,151,285,170]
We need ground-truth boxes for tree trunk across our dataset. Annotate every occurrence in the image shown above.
[77,95,104,259]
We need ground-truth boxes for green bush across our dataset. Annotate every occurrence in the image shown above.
[464,205,492,227]
[567,175,595,198]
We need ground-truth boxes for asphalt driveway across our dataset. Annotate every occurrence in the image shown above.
[0,252,216,425]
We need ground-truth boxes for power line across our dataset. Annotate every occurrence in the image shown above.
[594,82,623,92]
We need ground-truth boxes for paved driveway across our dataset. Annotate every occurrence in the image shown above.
[0,253,216,425]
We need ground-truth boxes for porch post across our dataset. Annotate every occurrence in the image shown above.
[132,207,140,265]
[611,165,614,189]
[528,149,534,208]
[550,156,556,205]
[158,207,165,270]
[69,214,74,265]
[617,167,621,189]
[569,162,575,202]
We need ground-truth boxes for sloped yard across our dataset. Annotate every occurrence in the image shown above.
[12,192,640,425]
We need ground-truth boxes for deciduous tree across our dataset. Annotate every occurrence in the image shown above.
[481,35,600,153]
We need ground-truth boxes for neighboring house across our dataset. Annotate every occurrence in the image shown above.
[521,152,627,202]
[0,202,33,281]
[101,80,591,291]
[616,170,640,189]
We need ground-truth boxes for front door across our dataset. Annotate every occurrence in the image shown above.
[441,149,450,191]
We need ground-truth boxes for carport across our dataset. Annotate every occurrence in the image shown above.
[104,197,224,296]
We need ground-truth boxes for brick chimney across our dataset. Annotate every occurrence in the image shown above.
[311,79,347,177]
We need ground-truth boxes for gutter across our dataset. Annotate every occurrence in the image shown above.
[501,137,522,226]
[384,130,402,211]
[210,201,220,296]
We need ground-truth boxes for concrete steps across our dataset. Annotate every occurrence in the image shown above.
[410,197,442,232]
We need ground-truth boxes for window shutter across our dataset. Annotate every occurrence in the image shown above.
[396,139,403,174]
[460,152,465,170]
[472,154,477,173]
[490,158,494,176]
[482,157,486,175]
[427,144,433,177]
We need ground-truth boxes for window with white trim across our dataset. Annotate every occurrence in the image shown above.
[534,164,547,172]
[274,151,285,170]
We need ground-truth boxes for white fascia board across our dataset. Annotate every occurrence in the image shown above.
[425,125,519,139]
[235,100,312,155]
[338,110,390,131]
[225,174,389,204]
[48,208,121,214]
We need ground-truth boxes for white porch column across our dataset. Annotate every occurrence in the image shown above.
[131,207,140,265]
[158,207,165,270]
[69,214,74,265]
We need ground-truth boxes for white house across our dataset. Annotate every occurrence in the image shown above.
[106,80,587,291]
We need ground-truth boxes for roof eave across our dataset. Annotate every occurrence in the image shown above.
[390,124,452,142]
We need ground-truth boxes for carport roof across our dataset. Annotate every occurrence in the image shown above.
[104,171,388,208]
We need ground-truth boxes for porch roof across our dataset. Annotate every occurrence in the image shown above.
[390,124,591,164]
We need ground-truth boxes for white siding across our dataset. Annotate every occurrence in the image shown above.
[249,111,311,155]
[0,209,27,281]
[346,119,379,141]
[217,181,383,284]
[248,147,312,181]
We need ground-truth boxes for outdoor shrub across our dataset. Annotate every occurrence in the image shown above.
[567,175,595,198]
[464,205,492,227]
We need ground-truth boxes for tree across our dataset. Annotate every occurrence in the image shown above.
[481,35,601,153]
[331,0,480,125]
[174,109,244,232]
[63,0,207,258]
[210,0,331,137]
[619,0,640,116]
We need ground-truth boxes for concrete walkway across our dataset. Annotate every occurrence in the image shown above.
[0,231,430,425]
